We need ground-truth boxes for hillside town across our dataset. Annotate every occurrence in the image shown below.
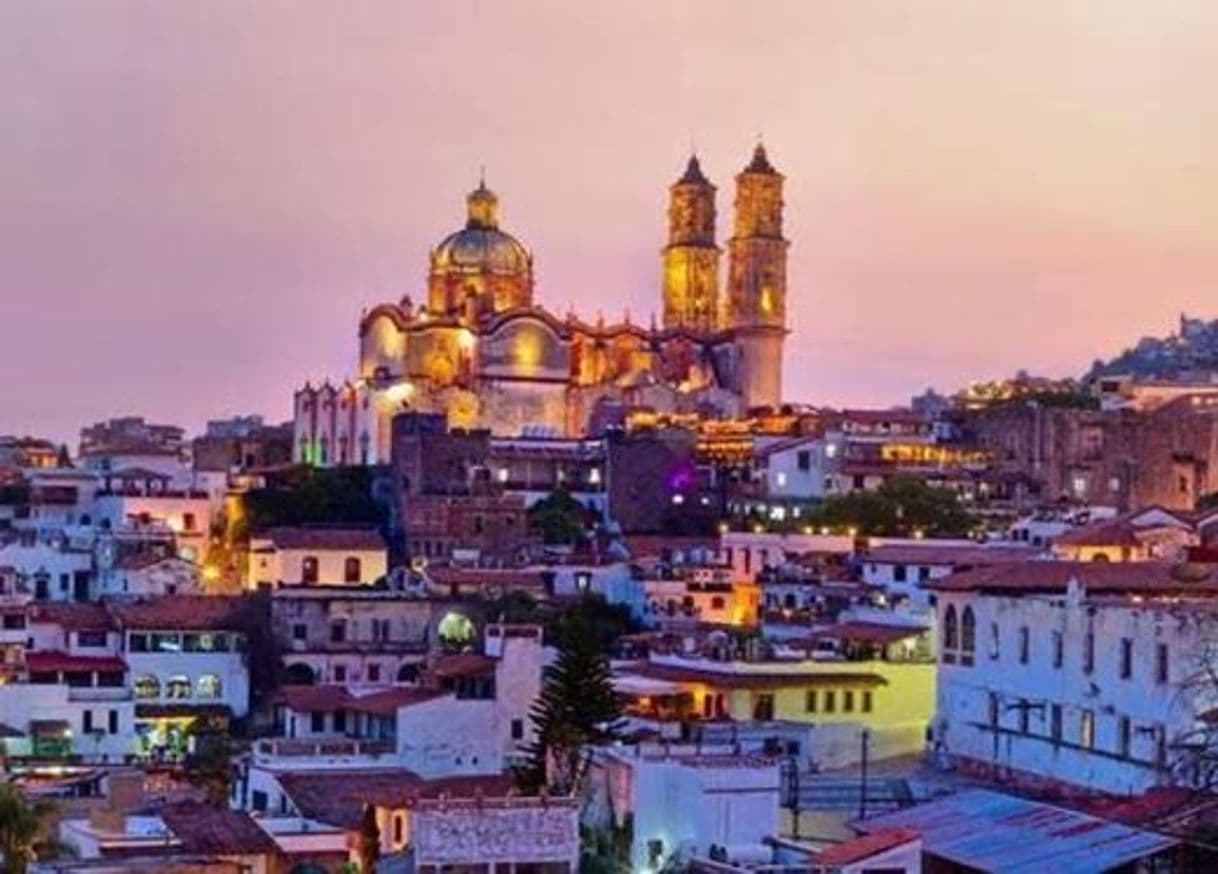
[3,134,1218,874]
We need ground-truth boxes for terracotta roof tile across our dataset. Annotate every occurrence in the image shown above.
[276,684,447,715]
[264,526,385,551]
[623,660,887,690]
[104,595,257,631]
[927,560,1218,595]
[160,801,278,855]
[28,602,114,632]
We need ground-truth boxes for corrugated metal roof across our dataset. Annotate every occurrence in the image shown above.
[855,788,1176,873]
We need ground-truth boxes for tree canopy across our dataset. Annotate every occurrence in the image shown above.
[527,489,589,545]
[519,610,624,795]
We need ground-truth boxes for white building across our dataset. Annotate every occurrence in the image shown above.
[585,745,782,872]
[859,543,1040,605]
[248,526,387,586]
[930,560,1218,795]
[755,435,830,502]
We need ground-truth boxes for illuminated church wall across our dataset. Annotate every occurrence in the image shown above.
[295,143,790,462]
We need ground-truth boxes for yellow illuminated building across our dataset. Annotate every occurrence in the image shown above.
[294,144,794,459]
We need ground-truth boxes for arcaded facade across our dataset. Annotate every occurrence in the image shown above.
[294,145,790,465]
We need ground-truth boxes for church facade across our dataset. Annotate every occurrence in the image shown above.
[293,144,790,466]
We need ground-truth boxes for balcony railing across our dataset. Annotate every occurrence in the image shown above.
[68,686,133,702]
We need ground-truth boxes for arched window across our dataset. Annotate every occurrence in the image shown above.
[396,663,420,684]
[943,605,958,664]
[197,674,222,700]
[301,556,319,584]
[344,557,362,583]
[961,607,976,666]
[133,675,160,700]
[285,663,315,685]
[165,675,192,699]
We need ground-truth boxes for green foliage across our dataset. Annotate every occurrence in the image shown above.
[484,591,637,650]
[236,465,385,541]
[528,489,589,545]
[184,732,241,807]
[357,804,380,874]
[520,611,625,795]
[0,783,57,874]
[743,477,978,538]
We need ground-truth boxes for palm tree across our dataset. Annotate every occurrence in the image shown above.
[0,782,57,874]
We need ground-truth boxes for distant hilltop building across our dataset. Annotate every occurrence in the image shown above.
[293,144,791,465]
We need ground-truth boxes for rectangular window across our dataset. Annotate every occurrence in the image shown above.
[367,664,381,683]
[824,691,836,714]
[753,693,775,721]
[796,450,811,471]
[1083,632,1094,675]
[334,710,347,733]
[1156,644,1169,684]
[861,690,873,713]
[805,690,817,713]
[128,633,149,652]
[334,665,347,682]
[251,791,268,813]
[918,566,931,582]
[843,690,855,713]
[1052,631,1063,669]
[1018,627,1030,665]
[108,709,119,734]
[77,631,107,648]
[511,718,524,740]
[893,565,907,583]
[1081,710,1095,750]
[330,621,346,644]
[1050,704,1062,743]
[292,623,307,641]
[310,713,325,733]
[1117,716,1132,758]
[82,710,93,733]
[1120,638,1133,680]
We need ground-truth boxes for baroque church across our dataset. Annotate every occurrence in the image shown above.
[293,144,790,466]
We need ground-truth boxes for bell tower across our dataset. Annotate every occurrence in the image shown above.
[661,155,721,333]
[726,143,789,409]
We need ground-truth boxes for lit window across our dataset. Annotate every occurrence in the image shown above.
[165,676,192,700]
[133,675,160,700]
[1081,710,1095,749]
[776,472,787,489]
[197,674,222,700]
[588,467,601,485]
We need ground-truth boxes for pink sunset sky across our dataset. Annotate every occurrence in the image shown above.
[2,1,1216,441]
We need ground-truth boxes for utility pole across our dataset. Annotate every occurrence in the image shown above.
[859,728,871,820]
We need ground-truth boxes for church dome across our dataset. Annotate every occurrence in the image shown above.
[431,181,531,275]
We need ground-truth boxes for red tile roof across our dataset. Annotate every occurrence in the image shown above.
[864,544,1039,566]
[429,653,497,679]
[28,602,114,632]
[104,595,256,631]
[623,660,887,690]
[814,827,919,865]
[624,535,719,559]
[276,768,519,827]
[927,560,1218,595]
[264,526,385,551]
[25,651,126,673]
[1055,519,1144,548]
[160,800,278,855]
